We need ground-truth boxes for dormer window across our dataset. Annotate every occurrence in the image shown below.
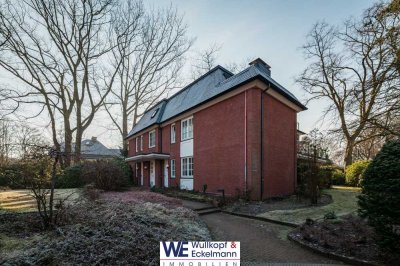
[151,108,159,118]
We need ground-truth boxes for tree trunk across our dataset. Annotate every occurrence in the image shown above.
[63,119,72,167]
[74,103,83,164]
[122,111,128,153]
[344,139,355,168]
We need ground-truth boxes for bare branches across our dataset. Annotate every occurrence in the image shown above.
[298,1,400,167]
[105,0,193,151]
[191,43,221,80]
[0,0,123,165]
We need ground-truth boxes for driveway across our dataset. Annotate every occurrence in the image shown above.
[200,212,345,265]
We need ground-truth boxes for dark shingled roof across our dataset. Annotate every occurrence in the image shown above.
[126,61,306,138]
[62,138,122,159]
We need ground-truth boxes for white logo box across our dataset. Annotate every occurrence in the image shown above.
[160,241,240,265]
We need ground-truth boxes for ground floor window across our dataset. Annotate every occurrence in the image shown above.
[171,159,176,178]
[181,157,193,177]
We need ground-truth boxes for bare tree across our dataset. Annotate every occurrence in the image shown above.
[363,0,400,136]
[16,123,47,159]
[0,119,13,165]
[105,1,193,151]
[0,0,125,166]
[190,43,221,80]
[297,1,399,167]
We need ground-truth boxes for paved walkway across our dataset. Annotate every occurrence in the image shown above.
[200,212,345,265]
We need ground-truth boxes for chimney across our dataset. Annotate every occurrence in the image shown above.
[91,136,97,142]
[249,58,271,76]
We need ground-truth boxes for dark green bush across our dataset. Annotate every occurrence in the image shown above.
[0,164,23,188]
[81,159,130,191]
[358,140,400,253]
[345,160,370,186]
[318,165,335,188]
[331,169,346,185]
[57,165,84,188]
[112,158,132,185]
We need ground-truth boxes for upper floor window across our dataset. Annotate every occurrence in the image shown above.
[181,117,193,141]
[149,130,156,148]
[170,159,176,178]
[181,157,193,177]
[171,124,176,143]
[140,135,143,151]
[135,137,138,152]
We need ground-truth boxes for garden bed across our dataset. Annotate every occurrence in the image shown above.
[256,189,359,225]
[1,191,210,265]
[158,187,220,205]
[223,194,332,216]
[288,215,398,266]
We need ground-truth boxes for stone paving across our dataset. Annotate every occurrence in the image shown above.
[200,212,345,265]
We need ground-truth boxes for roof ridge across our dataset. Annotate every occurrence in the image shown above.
[164,65,233,102]
[216,65,254,87]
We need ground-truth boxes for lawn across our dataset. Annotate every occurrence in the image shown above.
[257,188,360,225]
[0,188,80,212]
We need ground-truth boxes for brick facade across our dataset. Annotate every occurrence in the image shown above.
[127,85,298,200]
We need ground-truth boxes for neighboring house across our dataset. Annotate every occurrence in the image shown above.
[125,58,306,200]
[296,130,330,163]
[63,137,121,160]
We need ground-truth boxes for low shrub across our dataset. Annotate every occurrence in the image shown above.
[331,169,345,185]
[82,184,101,201]
[359,139,400,253]
[57,165,84,188]
[81,159,130,191]
[318,165,334,188]
[345,160,370,186]
[0,164,26,189]
[324,211,337,220]
[112,158,133,185]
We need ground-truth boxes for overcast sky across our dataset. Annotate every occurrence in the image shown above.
[86,0,378,148]
[5,0,377,148]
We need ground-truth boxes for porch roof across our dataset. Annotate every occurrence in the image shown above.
[125,153,170,162]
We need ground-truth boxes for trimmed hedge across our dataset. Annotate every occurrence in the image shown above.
[345,160,370,187]
[358,139,400,253]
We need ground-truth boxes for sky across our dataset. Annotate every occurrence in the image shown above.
[88,0,378,148]
[2,0,378,149]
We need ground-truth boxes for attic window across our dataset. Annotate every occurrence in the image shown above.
[151,108,159,118]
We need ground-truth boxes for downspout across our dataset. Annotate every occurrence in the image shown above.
[244,90,247,194]
[260,85,271,200]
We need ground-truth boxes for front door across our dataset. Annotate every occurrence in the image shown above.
[150,160,155,187]
[164,160,169,187]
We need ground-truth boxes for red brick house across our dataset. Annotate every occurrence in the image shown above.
[125,58,306,200]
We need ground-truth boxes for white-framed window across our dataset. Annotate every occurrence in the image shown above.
[181,157,193,177]
[181,117,193,141]
[140,135,143,151]
[149,130,156,148]
[171,124,176,143]
[135,137,138,152]
[170,159,176,178]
